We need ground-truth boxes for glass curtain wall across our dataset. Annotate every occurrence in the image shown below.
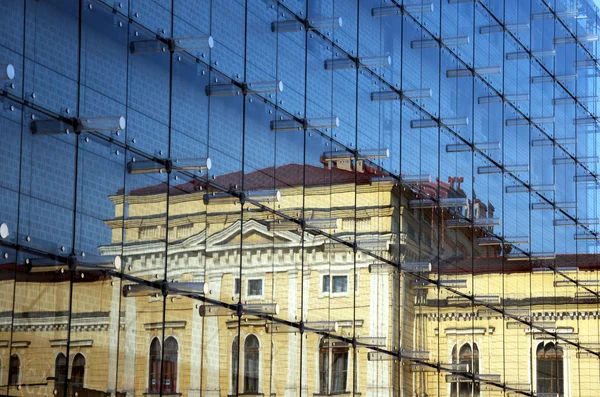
[0,0,600,396]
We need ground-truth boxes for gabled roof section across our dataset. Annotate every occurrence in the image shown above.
[205,219,312,252]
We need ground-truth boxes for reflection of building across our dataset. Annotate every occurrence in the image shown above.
[4,158,600,397]
[0,158,471,397]
[100,160,600,397]
[2,0,600,397]
[100,161,402,397]
[418,253,600,396]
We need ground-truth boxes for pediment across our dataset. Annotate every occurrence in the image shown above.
[205,219,308,252]
[179,229,207,248]
[109,219,324,258]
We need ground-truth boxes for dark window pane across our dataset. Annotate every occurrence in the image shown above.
[332,276,347,293]
[54,353,67,384]
[163,337,178,393]
[319,339,329,393]
[232,337,239,393]
[322,275,330,293]
[149,338,161,392]
[248,279,262,296]
[8,355,19,386]
[244,335,259,393]
[331,349,348,392]
[537,343,564,396]
[71,353,85,388]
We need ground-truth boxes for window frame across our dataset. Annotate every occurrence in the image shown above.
[535,342,565,396]
[318,338,349,394]
[450,342,480,397]
[8,354,20,386]
[162,336,179,394]
[148,337,162,393]
[147,336,179,394]
[244,277,265,300]
[243,334,260,394]
[231,336,239,394]
[54,352,67,385]
[71,353,86,389]
[234,277,241,296]
[320,273,349,297]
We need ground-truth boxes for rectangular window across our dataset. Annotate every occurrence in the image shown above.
[331,349,348,392]
[332,276,347,293]
[322,275,348,294]
[247,279,263,297]
[234,278,240,295]
[322,275,330,293]
[319,347,329,393]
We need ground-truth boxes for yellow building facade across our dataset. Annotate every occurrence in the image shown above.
[1,161,599,397]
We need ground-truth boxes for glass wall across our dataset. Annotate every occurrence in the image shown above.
[0,0,600,396]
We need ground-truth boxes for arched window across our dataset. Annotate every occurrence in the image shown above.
[244,335,259,393]
[319,339,329,393]
[54,353,67,384]
[8,355,20,386]
[472,344,480,396]
[537,342,564,396]
[149,338,162,393]
[163,337,178,393]
[232,337,239,393]
[71,354,85,388]
[450,343,480,397]
[450,345,457,397]
[318,337,349,394]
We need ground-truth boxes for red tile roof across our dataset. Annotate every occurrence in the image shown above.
[121,163,385,197]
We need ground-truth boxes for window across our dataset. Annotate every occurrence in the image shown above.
[331,346,348,392]
[232,337,239,393]
[450,344,479,397]
[234,278,241,295]
[244,335,259,393]
[163,337,178,393]
[322,275,348,294]
[8,355,19,386]
[319,341,329,393]
[148,337,178,393]
[537,342,564,396]
[54,353,67,384]
[247,279,263,297]
[322,276,330,293]
[71,354,85,388]
[318,338,349,394]
[421,225,432,247]
[149,338,161,393]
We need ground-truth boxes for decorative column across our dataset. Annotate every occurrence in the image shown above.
[285,270,299,397]
[203,274,222,397]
